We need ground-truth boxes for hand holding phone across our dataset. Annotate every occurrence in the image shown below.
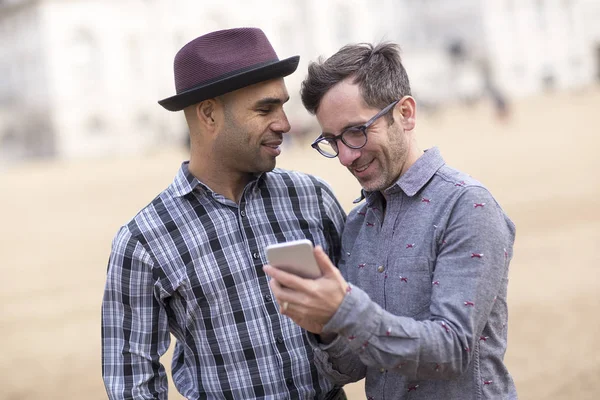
[265,239,321,279]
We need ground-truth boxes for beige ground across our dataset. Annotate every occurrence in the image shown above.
[1,88,599,399]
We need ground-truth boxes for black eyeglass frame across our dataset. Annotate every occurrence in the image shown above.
[311,99,400,158]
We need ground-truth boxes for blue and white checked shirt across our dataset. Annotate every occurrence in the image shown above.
[102,162,346,399]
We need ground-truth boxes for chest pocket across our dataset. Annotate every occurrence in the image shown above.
[384,256,432,319]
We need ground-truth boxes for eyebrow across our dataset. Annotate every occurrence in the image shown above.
[322,120,367,137]
[254,96,290,107]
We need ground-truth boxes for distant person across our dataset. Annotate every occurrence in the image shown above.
[480,58,511,122]
[101,27,346,399]
[447,40,511,122]
[489,86,510,121]
[264,42,517,399]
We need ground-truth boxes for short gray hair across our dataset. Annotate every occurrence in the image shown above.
[300,42,411,114]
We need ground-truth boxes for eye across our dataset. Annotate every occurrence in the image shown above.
[320,135,336,143]
[342,126,364,136]
[257,107,272,115]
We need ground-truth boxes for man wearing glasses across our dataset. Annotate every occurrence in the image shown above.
[264,42,517,399]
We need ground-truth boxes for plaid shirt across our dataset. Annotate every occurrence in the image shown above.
[102,162,346,400]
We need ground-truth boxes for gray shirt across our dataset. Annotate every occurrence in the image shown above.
[309,147,517,399]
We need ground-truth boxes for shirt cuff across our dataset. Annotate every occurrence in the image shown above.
[321,284,383,352]
[306,332,350,358]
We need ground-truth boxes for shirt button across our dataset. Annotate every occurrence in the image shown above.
[380,367,386,373]
[377,265,385,273]
[264,294,272,302]
[240,210,246,217]
[286,378,293,385]
[252,252,259,259]
[276,336,284,344]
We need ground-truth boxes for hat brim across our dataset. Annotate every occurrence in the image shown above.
[158,55,300,111]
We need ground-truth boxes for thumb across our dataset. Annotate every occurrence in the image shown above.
[314,246,339,277]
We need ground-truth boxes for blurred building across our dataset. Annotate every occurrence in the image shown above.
[482,0,597,95]
[1,0,599,162]
[0,0,183,161]
[392,0,600,106]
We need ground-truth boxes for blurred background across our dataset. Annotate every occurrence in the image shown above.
[1,0,599,399]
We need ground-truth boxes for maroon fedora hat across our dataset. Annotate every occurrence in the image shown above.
[158,27,300,111]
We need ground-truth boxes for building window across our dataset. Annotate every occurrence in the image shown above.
[87,116,106,135]
[69,28,102,86]
[336,4,353,43]
[129,36,143,76]
[535,0,546,30]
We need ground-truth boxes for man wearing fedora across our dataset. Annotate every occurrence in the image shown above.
[101,28,346,399]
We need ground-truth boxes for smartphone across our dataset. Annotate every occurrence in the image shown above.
[265,239,321,279]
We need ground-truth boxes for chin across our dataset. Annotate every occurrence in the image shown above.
[257,161,277,173]
[359,180,377,192]
[361,180,387,193]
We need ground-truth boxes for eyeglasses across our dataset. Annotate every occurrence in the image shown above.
[311,100,399,158]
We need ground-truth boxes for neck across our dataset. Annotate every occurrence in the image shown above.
[400,139,423,177]
[382,136,422,195]
[188,151,251,203]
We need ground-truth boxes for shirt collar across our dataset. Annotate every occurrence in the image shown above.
[169,161,266,198]
[170,161,201,197]
[394,146,445,197]
[353,147,445,203]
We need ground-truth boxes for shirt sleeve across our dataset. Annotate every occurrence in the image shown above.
[102,226,171,399]
[321,186,515,380]
[306,332,368,385]
[318,178,347,265]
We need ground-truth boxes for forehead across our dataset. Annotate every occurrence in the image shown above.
[230,78,289,106]
[316,79,374,133]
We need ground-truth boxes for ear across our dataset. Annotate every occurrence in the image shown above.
[397,95,416,131]
[196,99,218,131]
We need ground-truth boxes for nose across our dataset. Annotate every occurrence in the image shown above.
[337,142,361,167]
[272,109,291,134]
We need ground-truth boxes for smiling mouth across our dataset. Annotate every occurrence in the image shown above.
[354,161,371,173]
[262,139,283,149]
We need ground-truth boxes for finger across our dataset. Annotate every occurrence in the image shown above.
[314,246,350,294]
[268,280,291,315]
[268,277,300,308]
[278,299,306,318]
[280,302,309,318]
[263,264,312,292]
[268,276,289,300]
[313,246,340,277]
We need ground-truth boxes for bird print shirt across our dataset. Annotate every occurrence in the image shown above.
[308,147,518,400]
